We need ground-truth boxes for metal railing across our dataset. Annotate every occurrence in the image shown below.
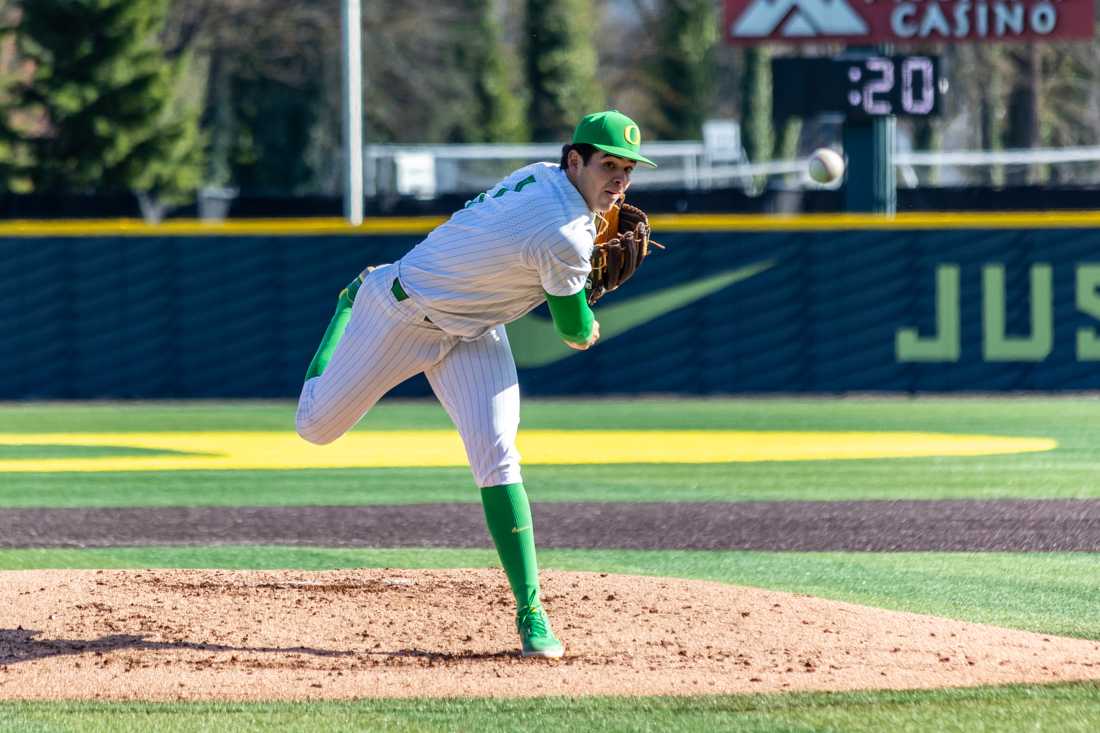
[364,142,1100,198]
[365,141,721,198]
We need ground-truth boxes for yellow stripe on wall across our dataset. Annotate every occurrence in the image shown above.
[651,211,1100,231]
[0,217,447,237]
[2,210,1100,237]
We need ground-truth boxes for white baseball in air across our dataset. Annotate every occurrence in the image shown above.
[808,148,845,184]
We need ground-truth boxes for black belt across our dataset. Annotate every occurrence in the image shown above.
[391,278,432,323]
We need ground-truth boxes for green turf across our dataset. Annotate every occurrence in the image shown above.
[2,398,1100,506]
[6,458,1100,508]
[2,684,1098,733]
[2,547,1096,639]
[2,399,1098,729]
[0,445,204,460]
[1,397,1098,435]
[4,458,1099,507]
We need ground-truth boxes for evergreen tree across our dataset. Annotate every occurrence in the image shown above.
[220,74,324,195]
[648,0,717,139]
[0,0,202,201]
[524,0,603,141]
[462,0,527,143]
[170,0,335,195]
[1003,43,1041,184]
[202,33,325,193]
[773,117,801,161]
[739,48,772,163]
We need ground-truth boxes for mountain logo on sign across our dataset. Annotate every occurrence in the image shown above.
[730,0,869,38]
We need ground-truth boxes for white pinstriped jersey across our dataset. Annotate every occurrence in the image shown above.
[395,162,596,339]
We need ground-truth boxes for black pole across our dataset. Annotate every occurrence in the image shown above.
[843,46,896,214]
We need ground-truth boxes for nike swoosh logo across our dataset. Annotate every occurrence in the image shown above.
[512,525,531,534]
[508,261,775,369]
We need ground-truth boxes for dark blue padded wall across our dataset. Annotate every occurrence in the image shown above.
[2,223,1098,398]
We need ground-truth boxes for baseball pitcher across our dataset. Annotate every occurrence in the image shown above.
[296,110,656,658]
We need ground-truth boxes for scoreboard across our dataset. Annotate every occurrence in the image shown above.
[772,55,946,120]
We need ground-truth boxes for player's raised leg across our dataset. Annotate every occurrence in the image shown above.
[296,266,454,445]
[425,325,564,658]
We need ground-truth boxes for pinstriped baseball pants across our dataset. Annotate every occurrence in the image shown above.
[295,264,523,488]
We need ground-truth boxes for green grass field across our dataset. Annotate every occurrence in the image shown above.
[1,397,1098,731]
[4,684,1100,733]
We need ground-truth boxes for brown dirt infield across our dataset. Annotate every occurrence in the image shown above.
[2,568,1099,701]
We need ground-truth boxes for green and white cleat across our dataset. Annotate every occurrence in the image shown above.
[516,605,564,658]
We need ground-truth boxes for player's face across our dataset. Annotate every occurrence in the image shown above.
[571,151,634,213]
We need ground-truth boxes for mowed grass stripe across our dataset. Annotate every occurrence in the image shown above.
[1,547,1097,639]
[2,457,1099,508]
[2,684,1099,733]
[3,398,1100,434]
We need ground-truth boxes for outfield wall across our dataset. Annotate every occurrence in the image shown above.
[2,213,1100,399]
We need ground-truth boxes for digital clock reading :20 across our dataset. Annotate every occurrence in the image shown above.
[845,56,939,118]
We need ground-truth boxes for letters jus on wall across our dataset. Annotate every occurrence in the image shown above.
[896,264,1100,363]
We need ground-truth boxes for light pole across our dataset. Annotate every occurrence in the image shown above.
[341,0,363,225]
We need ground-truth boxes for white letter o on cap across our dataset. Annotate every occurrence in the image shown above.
[624,125,640,145]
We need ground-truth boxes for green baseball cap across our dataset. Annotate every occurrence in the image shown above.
[572,110,657,167]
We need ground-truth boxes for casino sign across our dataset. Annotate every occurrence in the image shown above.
[724,0,1095,44]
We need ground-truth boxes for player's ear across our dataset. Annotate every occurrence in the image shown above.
[568,149,582,172]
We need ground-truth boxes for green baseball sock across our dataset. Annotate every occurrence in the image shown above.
[303,275,364,381]
[480,482,541,611]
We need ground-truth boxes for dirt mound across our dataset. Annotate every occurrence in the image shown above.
[1,569,1098,701]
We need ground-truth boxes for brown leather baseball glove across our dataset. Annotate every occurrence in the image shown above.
[587,202,657,306]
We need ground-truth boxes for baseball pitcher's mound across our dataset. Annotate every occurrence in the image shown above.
[1,568,1098,701]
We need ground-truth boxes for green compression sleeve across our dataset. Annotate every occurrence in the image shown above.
[303,274,363,381]
[544,289,594,344]
[481,483,541,611]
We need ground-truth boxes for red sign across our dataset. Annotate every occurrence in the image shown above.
[724,0,1095,44]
